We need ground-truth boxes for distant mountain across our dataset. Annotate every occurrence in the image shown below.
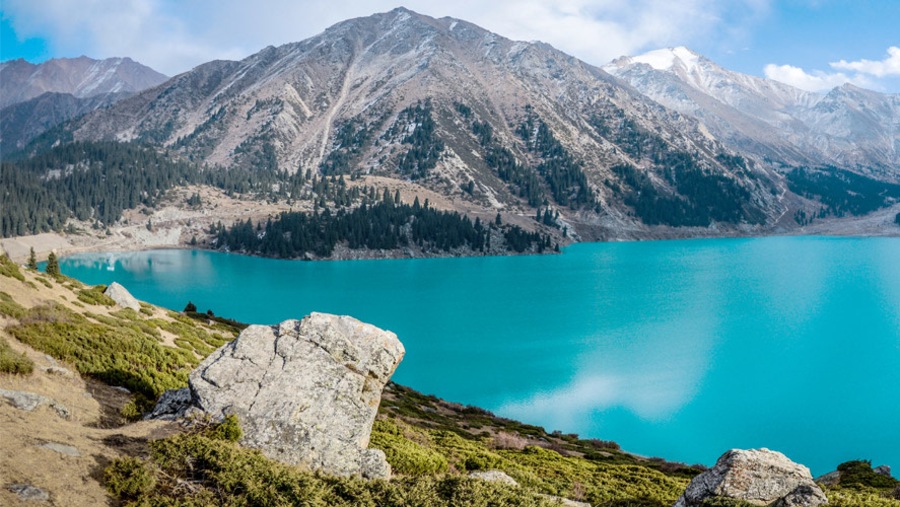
[0,56,168,109]
[33,8,785,238]
[604,47,900,175]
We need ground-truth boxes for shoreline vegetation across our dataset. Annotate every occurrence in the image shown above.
[2,254,899,506]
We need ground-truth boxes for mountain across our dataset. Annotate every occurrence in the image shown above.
[32,8,787,239]
[0,91,130,150]
[604,47,900,175]
[0,56,168,109]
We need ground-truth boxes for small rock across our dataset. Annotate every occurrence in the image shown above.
[360,449,392,480]
[110,386,131,394]
[814,470,840,486]
[145,387,192,420]
[673,448,827,507]
[1,389,46,411]
[875,465,893,478]
[0,389,69,419]
[468,469,519,487]
[103,282,141,311]
[540,495,592,507]
[5,483,50,501]
[772,485,828,507]
[43,366,73,377]
[38,442,81,457]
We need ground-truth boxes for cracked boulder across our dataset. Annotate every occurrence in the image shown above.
[188,312,405,479]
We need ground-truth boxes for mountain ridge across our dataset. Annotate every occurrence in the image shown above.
[0,56,168,109]
[27,8,785,239]
[604,47,899,174]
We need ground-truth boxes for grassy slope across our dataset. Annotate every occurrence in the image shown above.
[1,254,898,506]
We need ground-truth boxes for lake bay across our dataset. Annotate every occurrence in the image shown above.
[59,236,900,475]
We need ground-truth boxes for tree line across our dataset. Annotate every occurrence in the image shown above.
[214,193,555,259]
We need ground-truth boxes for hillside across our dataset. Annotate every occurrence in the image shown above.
[2,255,899,506]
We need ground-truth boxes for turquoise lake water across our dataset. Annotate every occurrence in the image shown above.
[58,237,900,475]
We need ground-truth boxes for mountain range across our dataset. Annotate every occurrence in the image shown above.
[604,47,899,176]
[0,56,168,150]
[2,8,898,242]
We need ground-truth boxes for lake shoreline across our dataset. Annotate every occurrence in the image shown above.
[3,200,898,265]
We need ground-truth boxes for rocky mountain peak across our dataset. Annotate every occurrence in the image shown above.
[0,56,168,109]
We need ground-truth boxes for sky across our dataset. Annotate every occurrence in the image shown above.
[1,0,898,93]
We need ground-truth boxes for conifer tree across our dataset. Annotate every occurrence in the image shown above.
[45,252,60,277]
[27,248,37,270]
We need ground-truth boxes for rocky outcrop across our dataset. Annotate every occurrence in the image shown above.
[0,389,70,419]
[177,312,405,479]
[145,387,192,421]
[103,282,141,311]
[673,449,827,507]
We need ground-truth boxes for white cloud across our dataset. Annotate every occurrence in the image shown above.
[830,46,900,78]
[762,63,870,92]
[763,47,900,93]
[2,0,770,76]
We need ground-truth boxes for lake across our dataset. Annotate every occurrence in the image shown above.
[58,236,900,475]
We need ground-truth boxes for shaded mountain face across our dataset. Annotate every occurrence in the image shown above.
[0,91,132,151]
[0,56,168,109]
[604,47,899,175]
[45,8,780,236]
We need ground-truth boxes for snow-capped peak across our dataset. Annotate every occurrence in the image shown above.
[628,46,700,72]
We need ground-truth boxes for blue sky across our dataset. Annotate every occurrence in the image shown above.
[2,1,898,93]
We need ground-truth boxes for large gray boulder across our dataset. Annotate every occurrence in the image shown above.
[103,282,141,311]
[673,448,827,507]
[188,312,405,479]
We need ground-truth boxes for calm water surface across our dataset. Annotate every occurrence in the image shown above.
[59,237,900,475]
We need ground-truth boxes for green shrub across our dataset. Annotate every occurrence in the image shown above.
[837,460,899,489]
[104,457,157,500]
[76,285,116,306]
[0,291,26,319]
[10,302,196,399]
[208,414,243,442]
[0,254,25,281]
[0,338,34,375]
[107,418,561,507]
[370,419,449,475]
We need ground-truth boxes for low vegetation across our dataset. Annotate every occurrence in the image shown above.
[0,336,34,375]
